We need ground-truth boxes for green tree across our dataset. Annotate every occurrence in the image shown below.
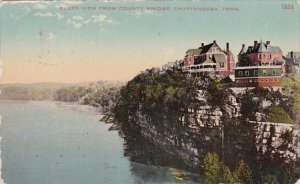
[203,152,238,184]
[203,152,222,184]
[240,90,257,120]
[219,163,235,183]
[205,78,229,112]
[233,160,253,184]
[265,105,293,124]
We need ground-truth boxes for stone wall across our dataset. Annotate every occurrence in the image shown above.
[250,121,300,161]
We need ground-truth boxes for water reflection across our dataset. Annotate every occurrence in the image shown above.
[130,162,178,184]
[121,128,200,183]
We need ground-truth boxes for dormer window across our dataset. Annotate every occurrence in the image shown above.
[245,71,249,76]
[238,71,243,76]
[211,47,219,53]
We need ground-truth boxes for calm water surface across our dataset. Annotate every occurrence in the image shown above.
[0,101,186,184]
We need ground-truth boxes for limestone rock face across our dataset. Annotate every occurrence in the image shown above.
[251,121,300,161]
[124,87,300,168]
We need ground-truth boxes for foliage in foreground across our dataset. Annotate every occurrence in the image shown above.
[203,152,253,184]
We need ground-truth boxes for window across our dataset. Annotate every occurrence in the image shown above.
[275,79,278,82]
[271,79,274,82]
[249,79,252,83]
[238,71,243,76]
[263,70,267,75]
[272,70,276,75]
[265,79,269,82]
[255,79,258,82]
[270,54,272,59]
[259,54,261,59]
[220,62,225,68]
[254,70,258,75]
[245,71,249,76]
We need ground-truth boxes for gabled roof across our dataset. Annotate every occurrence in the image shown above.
[212,53,226,63]
[199,43,214,54]
[186,49,202,56]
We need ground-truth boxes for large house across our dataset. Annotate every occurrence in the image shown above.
[181,40,235,77]
[235,40,285,88]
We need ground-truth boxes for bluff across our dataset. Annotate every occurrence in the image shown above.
[113,67,300,183]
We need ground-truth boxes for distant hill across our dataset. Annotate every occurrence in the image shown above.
[0,81,125,100]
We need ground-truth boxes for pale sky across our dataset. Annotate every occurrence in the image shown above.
[1,0,300,83]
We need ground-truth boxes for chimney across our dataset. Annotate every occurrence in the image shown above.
[213,40,216,43]
[226,42,231,73]
[291,51,294,58]
[226,42,229,52]
[242,44,245,49]
[254,40,258,48]
[266,41,270,45]
[201,43,204,47]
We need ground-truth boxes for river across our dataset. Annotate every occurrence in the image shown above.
[0,101,193,184]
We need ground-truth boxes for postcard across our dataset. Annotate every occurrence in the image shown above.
[0,0,300,183]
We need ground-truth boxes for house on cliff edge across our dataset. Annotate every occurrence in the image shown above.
[235,40,285,88]
[181,40,235,78]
